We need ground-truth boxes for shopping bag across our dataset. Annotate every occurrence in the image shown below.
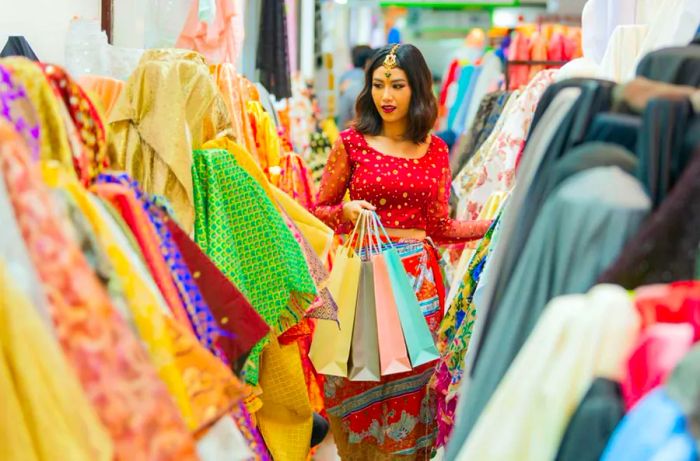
[348,259,381,382]
[371,213,439,368]
[372,251,412,376]
[309,216,363,377]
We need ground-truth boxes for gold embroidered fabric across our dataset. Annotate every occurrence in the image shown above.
[108,49,232,232]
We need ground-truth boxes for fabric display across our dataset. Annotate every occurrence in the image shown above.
[0,30,336,457]
[439,16,700,461]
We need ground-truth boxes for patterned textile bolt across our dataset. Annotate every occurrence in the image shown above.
[1,58,73,170]
[41,63,108,184]
[192,148,317,385]
[454,70,555,221]
[0,64,41,160]
[324,239,444,460]
[432,219,497,446]
[0,123,199,461]
[96,171,221,357]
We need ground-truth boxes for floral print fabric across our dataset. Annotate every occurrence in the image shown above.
[0,122,199,461]
[453,70,556,221]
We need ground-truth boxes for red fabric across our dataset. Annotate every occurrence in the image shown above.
[313,128,490,245]
[622,323,694,409]
[166,218,270,369]
[92,183,194,331]
[635,281,700,340]
[439,59,460,107]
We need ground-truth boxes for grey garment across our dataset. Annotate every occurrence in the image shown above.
[555,378,626,461]
[636,45,700,87]
[337,79,363,130]
[255,82,281,129]
[452,88,582,408]
[471,80,616,373]
[0,169,53,331]
[666,344,700,448]
[447,166,651,460]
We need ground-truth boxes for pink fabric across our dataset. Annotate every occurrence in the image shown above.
[176,0,244,64]
[622,323,694,409]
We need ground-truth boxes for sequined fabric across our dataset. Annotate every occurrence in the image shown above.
[41,63,108,184]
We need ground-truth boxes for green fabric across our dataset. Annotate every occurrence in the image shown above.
[192,148,316,385]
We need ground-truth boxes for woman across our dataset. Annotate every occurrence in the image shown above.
[313,43,490,459]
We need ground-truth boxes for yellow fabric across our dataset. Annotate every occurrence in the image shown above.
[42,162,196,429]
[320,117,340,145]
[48,165,244,433]
[447,191,507,307]
[456,285,640,461]
[0,259,114,461]
[108,49,231,233]
[256,336,313,461]
[204,137,333,259]
[1,57,73,171]
[246,100,281,178]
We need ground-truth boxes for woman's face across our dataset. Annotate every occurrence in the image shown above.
[371,66,412,125]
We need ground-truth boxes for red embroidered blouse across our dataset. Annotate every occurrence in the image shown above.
[313,128,491,244]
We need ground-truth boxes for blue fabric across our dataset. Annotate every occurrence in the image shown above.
[96,172,223,358]
[601,388,698,461]
[452,66,482,136]
[447,65,474,132]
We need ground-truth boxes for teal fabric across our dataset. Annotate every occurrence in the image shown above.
[384,246,439,367]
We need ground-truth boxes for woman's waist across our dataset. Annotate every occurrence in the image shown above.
[383,227,426,241]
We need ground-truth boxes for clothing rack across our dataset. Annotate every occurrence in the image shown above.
[504,59,569,90]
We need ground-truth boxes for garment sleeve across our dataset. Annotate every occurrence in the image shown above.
[426,153,491,245]
[312,136,353,234]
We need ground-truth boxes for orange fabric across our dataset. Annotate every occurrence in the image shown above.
[78,75,125,118]
[210,64,259,159]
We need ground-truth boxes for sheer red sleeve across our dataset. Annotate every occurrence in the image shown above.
[426,152,491,245]
[313,136,354,234]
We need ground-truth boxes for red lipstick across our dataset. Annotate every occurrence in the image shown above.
[381,105,396,113]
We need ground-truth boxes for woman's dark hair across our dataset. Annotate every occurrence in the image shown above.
[354,44,438,144]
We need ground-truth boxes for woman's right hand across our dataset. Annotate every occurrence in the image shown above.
[342,200,376,224]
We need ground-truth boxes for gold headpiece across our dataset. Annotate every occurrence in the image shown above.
[383,44,401,78]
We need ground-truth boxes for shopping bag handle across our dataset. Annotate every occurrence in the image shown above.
[367,211,395,250]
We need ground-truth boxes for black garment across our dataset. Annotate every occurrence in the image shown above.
[0,36,39,61]
[555,378,626,461]
[256,0,292,99]
[471,79,616,372]
[598,143,700,288]
[636,45,700,87]
[636,97,694,208]
[310,413,330,447]
[585,112,641,153]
